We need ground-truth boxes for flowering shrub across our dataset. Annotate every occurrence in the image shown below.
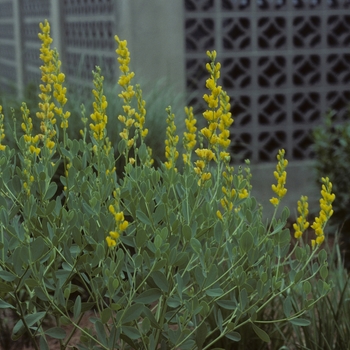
[0,20,334,350]
[313,110,350,228]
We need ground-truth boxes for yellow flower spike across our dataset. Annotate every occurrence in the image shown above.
[90,66,108,144]
[311,177,335,248]
[0,106,6,151]
[134,84,150,146]
[107,200,129,248]
[270,149,288,207]
[196,50,235,192]
[37,20,59,156]
[20,102,41,195]
[183,106,197,165]
[115,36,141,162]
[293,196,310,239]
[164,106,179,171]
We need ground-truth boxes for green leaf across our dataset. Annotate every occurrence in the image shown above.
[30,236,47,261]
[0,270,16,282]
[121,303,144,324]
[154,203,165,224]
[216,300,237,310]
[135,228,147,248]
[320,265,328,279]
[135,288,162,304]
[289,318,311,326]
[142,307,161,329]
[283,296,292,317]
[94,319,108,346]
[0,206,8,226]
[122,326,141,340]
[281,206,290,222]
[318,249,327,264]
[136,209,151,226]
[195,322,208,349]
[45,200,56,216]
[294,270,303,284]
[101,308,112,324]
[303,280,311,294]
[240,230,254,253]
[251,323,270,342]
[0,299,16,309]
[216,309,223,332]
[45,327,66,339]
[151,271,169,292]
[141,317,151,334]
[13,312,46,335]
[39,335,50,350]
[190,237,202,255]
[239,288,248,310]
[138,143,148,164]
[182,224,192,242]
[206,288,223,297]
[44,182,58,200]
[73,295,81,320]
[225,331,241,342]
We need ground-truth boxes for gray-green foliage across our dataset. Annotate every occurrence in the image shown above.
[0,134,331,349]
[313,110,350,226]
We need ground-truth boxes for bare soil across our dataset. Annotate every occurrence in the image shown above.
[0,310,95,350]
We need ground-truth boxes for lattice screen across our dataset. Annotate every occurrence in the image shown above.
[62,0,117,89]
[0,0,16,93]
[0,0,117,92]
[184,0,350,163]
[22,0,51,87]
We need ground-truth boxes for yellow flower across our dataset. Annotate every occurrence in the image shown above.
[107,200,129,248]
[270,149,288,207]
[51,50,70,130]
[183,106,197,165]
[115,35,138,160]
[37,20,57,155]
[90,67,108,143]
[239,189,249,199]
[164,106,179,171]
[106,236,117,248]
[311,177,335,248]
[293,196,310,239]
[0,106,5,151]
[216,210,223,220]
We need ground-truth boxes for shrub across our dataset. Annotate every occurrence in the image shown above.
[313,110,350,227]
[313,110,350,266]
[0,20,334,350]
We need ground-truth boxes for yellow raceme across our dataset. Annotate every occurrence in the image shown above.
[293,196,310,239]
[270,149,288,207]
[311,177,335,248]
[0,106,5,151]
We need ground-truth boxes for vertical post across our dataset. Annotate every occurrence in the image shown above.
[50,0,63,66]
[12,0,23,98]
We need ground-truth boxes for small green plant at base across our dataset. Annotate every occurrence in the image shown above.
[0,19,334,350]
[313,109,350,268]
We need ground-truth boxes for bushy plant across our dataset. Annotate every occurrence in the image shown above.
[313,110,350,227]
[313,110,350,266]
[281,234,350,350]
[0,20,335,350]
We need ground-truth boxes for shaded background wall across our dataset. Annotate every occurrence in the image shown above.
[0,0,349,216]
